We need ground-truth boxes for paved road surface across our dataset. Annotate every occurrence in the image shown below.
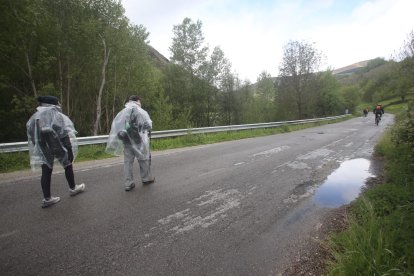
[0,114,393,275]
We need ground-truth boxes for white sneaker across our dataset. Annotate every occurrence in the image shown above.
[42,196,61,208]
[70,183,85,196]
[125,183,135,191]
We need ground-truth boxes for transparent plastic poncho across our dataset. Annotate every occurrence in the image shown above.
[106,101,152,160]
[26,105,78,170]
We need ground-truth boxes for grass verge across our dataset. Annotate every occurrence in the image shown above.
[327,110,414,275]
[0,118,346,174]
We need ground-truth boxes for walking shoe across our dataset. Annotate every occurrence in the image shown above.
[125,183,135,191]
[42,196,61,208]
[70,183,85,196]
[143,178,155,185]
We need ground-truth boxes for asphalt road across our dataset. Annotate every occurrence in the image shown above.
[0,114,393,275]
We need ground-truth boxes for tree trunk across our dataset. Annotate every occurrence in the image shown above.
[93,36,111,136]
[66,59,71,116]
[111,56,117,131]
[58,52,64,107]
[25,51,37,97]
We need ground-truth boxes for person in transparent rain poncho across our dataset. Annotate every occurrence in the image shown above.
[106,95,155,191]
[27,96,85,208]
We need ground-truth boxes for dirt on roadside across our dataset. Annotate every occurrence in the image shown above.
[281,205,349,275]
[282,156,385,275]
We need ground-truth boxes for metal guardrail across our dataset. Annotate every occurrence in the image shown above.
[0,115,349,153]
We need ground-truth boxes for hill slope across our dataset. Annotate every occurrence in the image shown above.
[333,60,372,75]
[148,45,169,67]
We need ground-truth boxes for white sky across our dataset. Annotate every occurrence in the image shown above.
[121,0,414,82]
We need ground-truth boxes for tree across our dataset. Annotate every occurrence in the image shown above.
[201,46,232,126]
[278,40,322,119]
[218,68,240,125]
[162,63,194,127]
[93,35,111,135]
[0,0,56,141]
[0,0,159,141]
[340,85,360,114]
[169,18,233,127]
[360,61,396,102]
[169,17,208,76]
[397,30,414,60]
[314,71,344,116]
[256,71,275,102]
[252,71,277,122]
[169,18,210,127]
[151,85,175,130]
[397,30,414,102]
[360,57,387,73]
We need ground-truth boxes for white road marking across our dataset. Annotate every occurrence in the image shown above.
[297,148,333,160]
[0,230,18,239]
[158,209,191,225]
[252,146,290,157]
[156,189,243,235]
[199,168,227,177]
[286,161,311,170]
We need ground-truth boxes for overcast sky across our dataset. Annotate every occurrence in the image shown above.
[121,0,414,82]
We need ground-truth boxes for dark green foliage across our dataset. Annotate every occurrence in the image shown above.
[357,183,413,217]
[278,40,323,119]
[340,85,361,113]
[392,100,414,161]
[0,0,154,140]
[314,71,346,116]
[361,57,388,73]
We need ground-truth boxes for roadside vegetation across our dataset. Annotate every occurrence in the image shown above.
[327,101,414,274]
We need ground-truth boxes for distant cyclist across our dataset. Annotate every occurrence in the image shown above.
[373,104,385,124]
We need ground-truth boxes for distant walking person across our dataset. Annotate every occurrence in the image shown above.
[27,96,85,208]
[106,95,155,191]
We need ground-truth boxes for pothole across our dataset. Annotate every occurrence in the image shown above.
[313,158,374,208]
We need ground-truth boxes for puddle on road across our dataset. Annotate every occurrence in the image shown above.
[313,158,374,208]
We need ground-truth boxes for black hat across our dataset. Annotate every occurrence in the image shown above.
[37,96,59,105]
[129,95,141,102]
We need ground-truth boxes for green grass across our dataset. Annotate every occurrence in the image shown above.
[151,122,327,151]
[0,151,31,173]
[329,198,408,275]
[76,144,113,162]
[0,145,114,173]
[327,119,414,275]
[385,102,408,115]
[0,118,347,173]
[356,97,409,116]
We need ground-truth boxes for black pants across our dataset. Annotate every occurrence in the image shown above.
[40,142,76,199]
